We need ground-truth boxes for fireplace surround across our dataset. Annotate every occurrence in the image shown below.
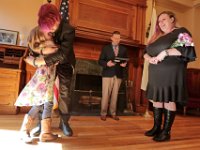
[70,59,126,115]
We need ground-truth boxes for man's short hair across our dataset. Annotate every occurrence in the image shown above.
[112,31,120,35]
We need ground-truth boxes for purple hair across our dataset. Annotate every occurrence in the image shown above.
[38,3,61,32]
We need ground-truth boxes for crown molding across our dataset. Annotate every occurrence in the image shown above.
[156,0,191,12]
[170,0,193,8]
[193,0,200,7]
[156,0,200,12]
[169,0,200,8]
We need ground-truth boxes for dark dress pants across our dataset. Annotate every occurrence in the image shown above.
[56,64,73,117]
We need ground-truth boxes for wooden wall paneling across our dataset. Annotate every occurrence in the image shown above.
[130,6,137,41]
[134,47,146,113]
[141,5,146,44]
[184,68,200,115]
[135,5,146,43]
[74,41,102,60]
[126,48,137,111]
[117,0,146,6]
[70,0,143,45]
[125,45,145,113]
[90,44,102,60]
[73,0,131,34]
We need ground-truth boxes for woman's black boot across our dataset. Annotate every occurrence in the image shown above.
[145,107,163,137]
[153,109,176,142]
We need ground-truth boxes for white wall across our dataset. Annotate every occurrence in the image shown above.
[0,0,55,46]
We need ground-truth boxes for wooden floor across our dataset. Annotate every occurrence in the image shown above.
[0,113,200,150]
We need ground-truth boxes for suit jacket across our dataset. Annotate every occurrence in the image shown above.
[98,44,128,79]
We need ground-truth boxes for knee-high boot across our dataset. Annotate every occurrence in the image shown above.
[59,114,73,136]
[20,114,34,143]
[145,107,163,136]
[153,109,176,142]
[39,118,58,142]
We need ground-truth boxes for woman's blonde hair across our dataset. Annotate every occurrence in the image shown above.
[27,26,46,50]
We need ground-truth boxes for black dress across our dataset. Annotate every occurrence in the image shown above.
[145,27,196,105]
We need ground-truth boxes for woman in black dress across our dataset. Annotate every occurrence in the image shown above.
[144,11,196,142]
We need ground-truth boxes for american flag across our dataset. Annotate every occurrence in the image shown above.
[59,0,69,22]
[47,0,69,22]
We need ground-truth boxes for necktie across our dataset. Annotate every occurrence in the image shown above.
[114,46,118,56]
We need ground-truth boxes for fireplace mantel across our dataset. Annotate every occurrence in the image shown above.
[75,33,146,48]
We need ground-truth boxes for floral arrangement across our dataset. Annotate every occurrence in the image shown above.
[171,32,194,48]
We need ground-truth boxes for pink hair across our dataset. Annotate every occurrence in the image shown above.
[38,3,61,32]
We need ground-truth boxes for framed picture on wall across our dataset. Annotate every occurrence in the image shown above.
[0,29,18,45]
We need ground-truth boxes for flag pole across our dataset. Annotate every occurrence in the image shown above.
[143,0,156,118]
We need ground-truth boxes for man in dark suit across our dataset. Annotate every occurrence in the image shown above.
[98,31,128,121]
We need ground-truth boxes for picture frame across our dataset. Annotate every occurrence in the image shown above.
[0,29,18,45]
